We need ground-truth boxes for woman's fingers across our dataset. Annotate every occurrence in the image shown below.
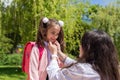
[48,41,52,46]
[48,41,57,53]
[54,41,61,51]
[54,41,59,46]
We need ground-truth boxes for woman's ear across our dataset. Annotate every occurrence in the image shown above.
[79,45,83,58]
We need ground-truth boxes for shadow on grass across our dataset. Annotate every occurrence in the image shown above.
[0,66,26,80]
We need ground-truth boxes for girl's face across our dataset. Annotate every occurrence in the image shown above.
[79,45,84,58]
[46,25,60,43]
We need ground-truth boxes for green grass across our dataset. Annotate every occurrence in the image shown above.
[0,66,27,80]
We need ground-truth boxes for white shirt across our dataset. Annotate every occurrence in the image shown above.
[47,57,100,80]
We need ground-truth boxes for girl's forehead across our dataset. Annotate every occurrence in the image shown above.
[48,25,61,31]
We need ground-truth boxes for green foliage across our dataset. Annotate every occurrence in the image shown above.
[0,53,22,66]
[0,0,1,36]
[64,3,93,56]
[0,66,26,80]
[1,0,120,59]
[90,6,120,56]
[0,35,13,54]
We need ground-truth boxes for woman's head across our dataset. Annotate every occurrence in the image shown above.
[80,30,117,63]
[36,17,64,51]
[79,30,119,80]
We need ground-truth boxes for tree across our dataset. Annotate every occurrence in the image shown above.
[0,0,1,36]
[1,0,120,59]
[90,5,120,57]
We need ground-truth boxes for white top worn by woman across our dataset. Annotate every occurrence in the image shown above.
[47,57,100,80]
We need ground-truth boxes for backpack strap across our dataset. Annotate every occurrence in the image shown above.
[38,46,44,61]
[22,41,35,73]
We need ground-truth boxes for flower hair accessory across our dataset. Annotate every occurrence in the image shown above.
[42,17,49,23]
[58,20,64,27]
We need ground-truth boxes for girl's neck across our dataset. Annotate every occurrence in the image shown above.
[44,41,48,46]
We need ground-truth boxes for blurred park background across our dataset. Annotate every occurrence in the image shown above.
[0,0,120,80]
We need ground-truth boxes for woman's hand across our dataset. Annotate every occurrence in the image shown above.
[48,41,57,55]
[55,41,67,62]
[54,41,62,53]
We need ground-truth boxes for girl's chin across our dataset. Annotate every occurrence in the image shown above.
[52,41,55,44]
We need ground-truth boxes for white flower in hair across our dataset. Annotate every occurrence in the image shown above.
[58,20,64,27]
[42,17,49,23]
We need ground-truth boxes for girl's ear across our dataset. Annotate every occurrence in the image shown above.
[42,29,47,39]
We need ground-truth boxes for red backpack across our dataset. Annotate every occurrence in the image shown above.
[22,41,44,74]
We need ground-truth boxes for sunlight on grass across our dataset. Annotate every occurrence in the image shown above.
[0,66,27,80]
[0,74,26,80]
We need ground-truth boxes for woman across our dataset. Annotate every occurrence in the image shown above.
[47,30,120,80]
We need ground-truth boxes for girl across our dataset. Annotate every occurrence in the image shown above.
[47,30,120,80]
[29,17,65,80]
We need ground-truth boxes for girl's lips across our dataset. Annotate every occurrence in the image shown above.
[50,39,56,42]
[51,40,56,44]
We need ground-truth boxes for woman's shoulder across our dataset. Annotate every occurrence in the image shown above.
[64,62,99,75]
[60,63,100,80]
[75,63,99,75]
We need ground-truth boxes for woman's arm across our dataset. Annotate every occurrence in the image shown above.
[54,41,76,66]
[47,42,76,80]
[47,55,60,80]
[47,55,76,80]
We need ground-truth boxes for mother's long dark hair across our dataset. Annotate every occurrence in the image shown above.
[79,30,120,80]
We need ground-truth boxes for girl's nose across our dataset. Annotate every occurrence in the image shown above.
[53,35,58,39]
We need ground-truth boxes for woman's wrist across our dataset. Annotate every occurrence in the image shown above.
[52,54,58,58]
[52,50,57,54]
[58,49,61,53]
[51,54,58,60]
[58,51,67,63]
